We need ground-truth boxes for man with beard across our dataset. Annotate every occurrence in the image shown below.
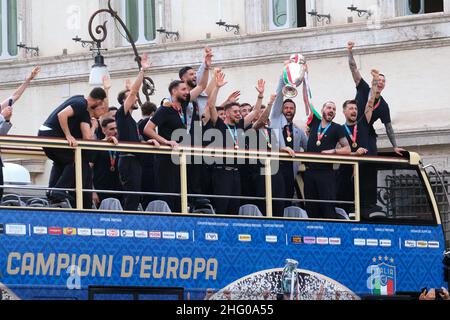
[178,48,213,204]
[91,118,122,207]
[38,87,108,207]
[205,74,264,215]
[304,101,351,219]
[115,54,158,211]
[144,69,208,212]
[336,70,380,216]
[336,99,369,214]
[270,75,308,211]
[347,41,405,156]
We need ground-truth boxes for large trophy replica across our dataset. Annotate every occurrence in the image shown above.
[280,259,300,300]
[282,54,307,98]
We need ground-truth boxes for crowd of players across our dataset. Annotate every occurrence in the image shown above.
[0,42,406,218]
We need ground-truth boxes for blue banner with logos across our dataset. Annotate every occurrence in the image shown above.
[0,209,446,300]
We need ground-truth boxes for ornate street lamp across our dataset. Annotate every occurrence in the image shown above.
[88,0,155,104]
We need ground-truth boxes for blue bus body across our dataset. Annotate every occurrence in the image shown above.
[0,208,446,300]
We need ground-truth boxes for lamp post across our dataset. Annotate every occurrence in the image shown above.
[89,42,110,86]
[87,0,155,104]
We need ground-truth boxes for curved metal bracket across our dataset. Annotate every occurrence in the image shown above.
[88,0,155,105]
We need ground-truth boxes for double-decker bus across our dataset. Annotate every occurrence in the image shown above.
[0,135,448,300]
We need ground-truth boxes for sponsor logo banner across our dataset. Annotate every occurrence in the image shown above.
[417,241,428,248]
[380,240,392,248]
[428,241,440,249]
[205,233,219,241]
[367,239,379,247]
[33,226,48,235]
[176,232,190,241]
[121,230,134,238]
[291,236,302,244]
[317,237,329,245]
[63,228,77,236]
[107,229,120,238]
[6,224,27,236]
[162,232,176,240]
[78,228,92,236]
[0,224,5,235]
[48,227,63,236]
[265,235,278,243]
[92,229,106,237]
[135,231,149,239]
[303,237,316,245]
[329,238,341,246]
[239,234,252,242]
[149,231,162,239]
[404,240,416,248]
[354,239,366,246]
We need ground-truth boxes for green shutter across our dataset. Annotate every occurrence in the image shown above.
[125,0,139,42]
[7,0,17,56]
[273,0,287,27]
[144,0,155,41]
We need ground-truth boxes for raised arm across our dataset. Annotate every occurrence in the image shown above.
[102,75,112,110]
[269,75,285,127]
[220,91,241,108]
[348,41,362,87]
[302,77,311,117]
[253,93,276,130]
[365,69,380,124]
[1,66,40,110]
[190,48,213,101]
[124,54,151,114]
[244,79,265,128]
[208,71,228,127]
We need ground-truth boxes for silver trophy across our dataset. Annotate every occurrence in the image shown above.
[282,54,307,99]
[281,259,300,300]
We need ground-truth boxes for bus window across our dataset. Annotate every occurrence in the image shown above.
[360,162,436,224]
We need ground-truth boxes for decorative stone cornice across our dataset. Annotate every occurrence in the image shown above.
[377,128,450,148]
[1,12,450,88]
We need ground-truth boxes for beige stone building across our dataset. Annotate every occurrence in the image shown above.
[0,0,449,224]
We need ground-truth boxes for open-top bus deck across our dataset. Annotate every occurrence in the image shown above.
[0,136,448,300]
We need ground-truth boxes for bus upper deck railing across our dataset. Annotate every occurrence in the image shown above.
[0,135,417,221]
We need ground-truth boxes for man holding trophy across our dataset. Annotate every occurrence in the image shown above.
[269,55,308,211]
[274,55,351,219]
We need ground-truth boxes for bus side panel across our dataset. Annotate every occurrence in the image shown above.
[0,209,446,300]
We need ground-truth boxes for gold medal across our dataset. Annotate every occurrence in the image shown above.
[287,137,293,143]
[316,140,321,147]
[268,143,272,149]
[352,143,358,148]
[110,166,116,172]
